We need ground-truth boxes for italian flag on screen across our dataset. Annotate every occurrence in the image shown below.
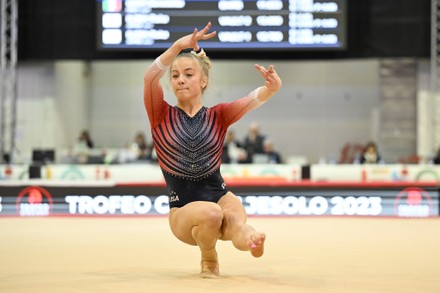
[102,0,122,13]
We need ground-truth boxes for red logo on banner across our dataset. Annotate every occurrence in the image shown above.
[393,187,433,217]
[16,186,53,216]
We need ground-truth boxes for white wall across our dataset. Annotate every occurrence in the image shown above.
[15,58,381,164]
[417,59,440,161]
[15,62,91,163]
[54,62,92,148]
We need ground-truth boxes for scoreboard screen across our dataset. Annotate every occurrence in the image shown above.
[97,0,347,51]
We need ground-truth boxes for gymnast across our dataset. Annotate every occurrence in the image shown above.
[143,22,282,278]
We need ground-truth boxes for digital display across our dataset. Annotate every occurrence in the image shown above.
[97,0,347,51]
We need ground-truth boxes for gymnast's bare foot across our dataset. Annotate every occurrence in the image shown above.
[248,232,266,258]
[199,249,219,278]
[200,259,220,278]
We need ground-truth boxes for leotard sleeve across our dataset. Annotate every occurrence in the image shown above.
[143,57,170,128]
[214,87,266,128]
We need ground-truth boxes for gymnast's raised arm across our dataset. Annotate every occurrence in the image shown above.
[143,22,216,126]
[218,63,282,127]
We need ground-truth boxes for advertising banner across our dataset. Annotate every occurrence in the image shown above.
[1,182,438,218]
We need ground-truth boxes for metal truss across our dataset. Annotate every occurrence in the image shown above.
[0,0,18,163]
[431,0,440,152]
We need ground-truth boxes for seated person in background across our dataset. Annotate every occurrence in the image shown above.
[73,130,95,164]
[117,132,157,164]
[222,130,247,164]
[263,139,282,164]
[132,132,152,160]
[242,122,266,163]
[433,146,440,164]
[359,141,383,164]
[2,153,10,164]
[78,130,94,149]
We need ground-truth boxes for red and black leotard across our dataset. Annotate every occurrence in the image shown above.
[144,58,265,208]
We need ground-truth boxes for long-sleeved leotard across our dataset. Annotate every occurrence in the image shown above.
[144,58,265,208]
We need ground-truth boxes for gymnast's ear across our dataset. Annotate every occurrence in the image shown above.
[201,77,208,88]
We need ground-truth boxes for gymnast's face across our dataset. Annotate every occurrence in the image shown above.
[171,57,206,102]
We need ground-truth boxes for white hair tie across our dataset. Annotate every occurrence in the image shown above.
[191,48,206,57]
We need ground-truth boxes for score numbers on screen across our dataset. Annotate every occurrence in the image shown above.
[97,0,347,51]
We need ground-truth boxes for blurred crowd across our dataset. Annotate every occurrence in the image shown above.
[3,125,440,166]
[65,123,284,165]
[221,123,282,164]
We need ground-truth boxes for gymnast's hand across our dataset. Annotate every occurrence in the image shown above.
[174,22,217,52]
[254,64,282,93]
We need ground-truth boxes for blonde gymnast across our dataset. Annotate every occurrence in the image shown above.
[143,22,282,278]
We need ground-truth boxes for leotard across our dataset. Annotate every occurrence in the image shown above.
[144,58,265,208]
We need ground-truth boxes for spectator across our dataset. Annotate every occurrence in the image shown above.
[78,130,94,149]
[73,130,95,164]
[359,141,383,164]
[263,139,282,164]
[433,146,440,164]
[132,132,152,161]
[222,130,246,164]
[243,122,266,163]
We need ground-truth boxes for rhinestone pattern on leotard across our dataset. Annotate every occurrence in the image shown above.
[152,106,226,180]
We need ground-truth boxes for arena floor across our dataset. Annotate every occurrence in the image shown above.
[1,216,439,293]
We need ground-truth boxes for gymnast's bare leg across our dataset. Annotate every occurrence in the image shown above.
[169,201,223,278]
[218,192,266,258]
[168,192,266,278]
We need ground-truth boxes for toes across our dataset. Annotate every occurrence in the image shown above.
[249,233,266,258]
[250,233,265,247]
